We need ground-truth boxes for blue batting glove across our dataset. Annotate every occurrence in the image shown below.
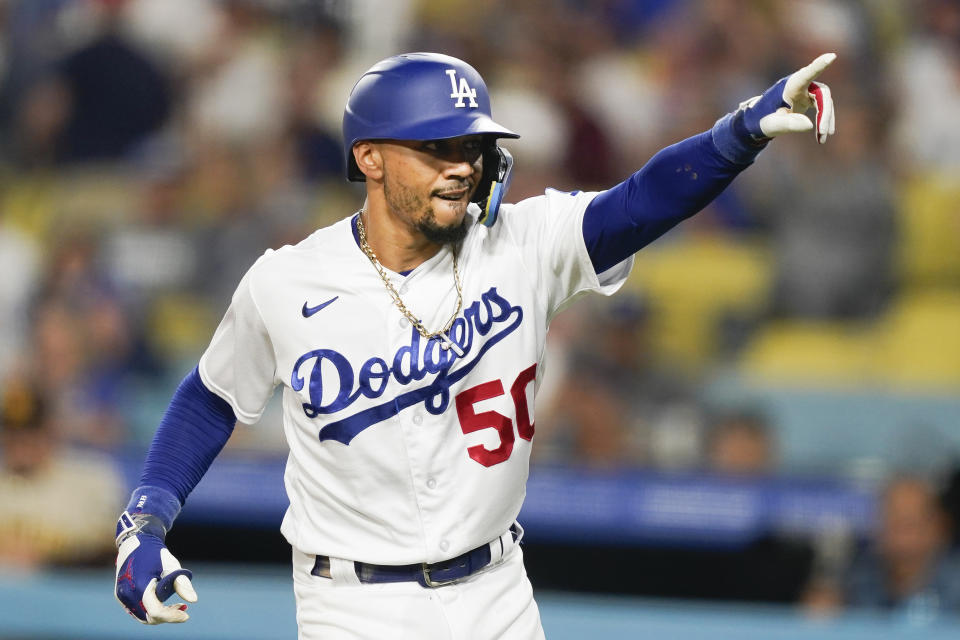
[114,488,197,624]
[741,53,837,144]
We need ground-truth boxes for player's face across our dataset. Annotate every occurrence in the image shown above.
[378,135,485,244]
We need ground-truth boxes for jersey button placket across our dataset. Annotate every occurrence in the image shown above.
[384,277,437,556]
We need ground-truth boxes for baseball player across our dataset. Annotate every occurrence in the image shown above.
[114,52,836,638]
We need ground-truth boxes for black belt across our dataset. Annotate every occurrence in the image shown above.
[311,525,519,588]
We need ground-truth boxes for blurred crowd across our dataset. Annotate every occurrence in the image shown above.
[0,0,959,615]
[0,0,955,454]
[803,474,960,622]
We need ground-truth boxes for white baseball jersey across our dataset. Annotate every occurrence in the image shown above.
[198,189,633,564]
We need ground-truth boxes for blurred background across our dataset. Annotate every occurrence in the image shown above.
[1,0,960,637]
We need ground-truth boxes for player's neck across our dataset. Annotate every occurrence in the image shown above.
[359,206,443,273]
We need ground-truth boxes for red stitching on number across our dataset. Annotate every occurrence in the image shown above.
[456,379,514,467]
[511,364,537,441]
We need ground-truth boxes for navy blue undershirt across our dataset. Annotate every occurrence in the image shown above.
[138,368,236,505]
[582,110,763,273]
[135,111,764,508]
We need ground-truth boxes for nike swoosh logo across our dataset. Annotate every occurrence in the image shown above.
[302,296,339,318]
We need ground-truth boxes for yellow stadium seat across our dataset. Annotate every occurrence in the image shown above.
[896,174,960,287]
[624,236,772,371]
[738,321,875,386]
[737,291,960,391]
[871,290,960,389]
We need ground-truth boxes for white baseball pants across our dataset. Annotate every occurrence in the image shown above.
[291,535,544,639]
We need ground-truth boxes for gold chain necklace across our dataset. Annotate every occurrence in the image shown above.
[356,211,465,356]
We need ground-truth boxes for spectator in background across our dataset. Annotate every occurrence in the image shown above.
[102,137,201,304]
[756,97,897,319]
[31,230,135,450]
[0,223,40,380]
[943,464,960,549]
[4,0,172,166]
[705,409,777,475]
[702,406,813,602]
[891,0,960,173]
[804,476,960,621]
[536,295,701,468]
[0,372,123,570]
[283,19,346,184]
[53,0,171,164]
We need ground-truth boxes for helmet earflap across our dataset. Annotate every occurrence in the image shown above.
[473,146,514,227]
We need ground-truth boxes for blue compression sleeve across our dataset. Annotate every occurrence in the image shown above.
[583,110,766,273]
[138,367,237,506]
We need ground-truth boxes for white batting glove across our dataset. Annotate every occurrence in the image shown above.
[740,53,837,144]
[115,511,198,624]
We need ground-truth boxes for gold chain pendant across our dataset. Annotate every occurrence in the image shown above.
[356,212,465,357]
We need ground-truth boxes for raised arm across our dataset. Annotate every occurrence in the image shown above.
[583,53,837,273]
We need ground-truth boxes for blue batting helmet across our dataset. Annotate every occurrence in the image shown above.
[342,52,518,226]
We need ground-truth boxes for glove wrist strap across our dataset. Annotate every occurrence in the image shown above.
[115,512,169,547]
[116,484,182,547]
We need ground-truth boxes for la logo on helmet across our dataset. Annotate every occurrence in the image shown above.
[445,69,478,108]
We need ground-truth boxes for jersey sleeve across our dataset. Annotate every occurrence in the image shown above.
[198,252,279,424]
[497,188,633,320]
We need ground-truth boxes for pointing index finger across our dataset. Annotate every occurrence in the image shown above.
[783,53,837,102]
[799,52,837,83]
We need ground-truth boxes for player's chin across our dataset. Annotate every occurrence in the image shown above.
[419,206,470,244]
[430,194,471,224]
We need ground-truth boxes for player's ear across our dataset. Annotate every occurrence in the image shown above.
[353,142,384,181]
